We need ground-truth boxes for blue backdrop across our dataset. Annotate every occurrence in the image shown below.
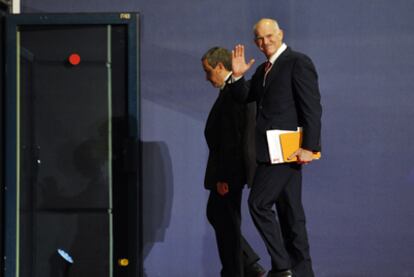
[21,0,414,276]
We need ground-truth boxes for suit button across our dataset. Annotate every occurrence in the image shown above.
[259,105,263,109]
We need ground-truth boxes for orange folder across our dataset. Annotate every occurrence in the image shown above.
[279,132,321,163]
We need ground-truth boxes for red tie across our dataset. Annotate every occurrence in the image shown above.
[264,61,272,73]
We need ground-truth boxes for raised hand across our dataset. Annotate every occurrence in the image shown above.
[232,44,255,78]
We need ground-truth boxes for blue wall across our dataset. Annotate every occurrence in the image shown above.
[21,0,414,276]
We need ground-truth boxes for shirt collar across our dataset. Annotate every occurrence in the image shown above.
[220,71,233,90]
[268,43,287,64]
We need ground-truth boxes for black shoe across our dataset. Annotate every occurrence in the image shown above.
[245,262,266,277]
[267,269,292,277]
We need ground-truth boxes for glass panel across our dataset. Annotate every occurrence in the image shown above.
[18,25,112,277]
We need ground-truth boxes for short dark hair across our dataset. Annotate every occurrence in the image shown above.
[202,47,232,71]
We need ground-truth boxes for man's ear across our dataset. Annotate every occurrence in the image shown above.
[216,62,225,70]
[278,29,284,41]
[254,38,260,48]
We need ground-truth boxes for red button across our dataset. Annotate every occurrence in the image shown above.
[68,53,81,66]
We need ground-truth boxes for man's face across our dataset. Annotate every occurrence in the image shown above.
[254,22,283,59]
[202,59,226,88]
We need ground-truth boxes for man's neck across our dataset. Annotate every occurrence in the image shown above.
[267,43,287,63]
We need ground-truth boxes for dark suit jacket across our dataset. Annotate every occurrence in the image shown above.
[243,102,257,187]
[229,47,322,163]
[204,84,249,190]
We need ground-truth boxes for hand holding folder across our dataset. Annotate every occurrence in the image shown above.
[279,132,321,163]
[266,127,321,164]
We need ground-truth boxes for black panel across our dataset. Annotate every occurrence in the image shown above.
[110,25,134,277]
[0,11,5,277]
[0,2,8,14]
[19,64,110,210]
[18,25,112,277]
[20,25,110,210]
[20,213,110,276]
[3,14,140,277]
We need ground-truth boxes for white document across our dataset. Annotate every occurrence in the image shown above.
[266,127,302,164]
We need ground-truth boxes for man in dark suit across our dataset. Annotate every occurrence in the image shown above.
[202,47,265,277]
[230,19,322,277]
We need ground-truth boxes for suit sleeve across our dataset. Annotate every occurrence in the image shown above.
[228,71,260,104]
[292,55,322,152]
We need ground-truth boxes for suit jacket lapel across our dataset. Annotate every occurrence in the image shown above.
[256,63,267,103]
[264,47,291,91]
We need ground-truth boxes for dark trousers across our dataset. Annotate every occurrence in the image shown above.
[248,163,314,277]
[207,186,260,277]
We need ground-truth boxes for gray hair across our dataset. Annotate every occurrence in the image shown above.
[201,47,232,71]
